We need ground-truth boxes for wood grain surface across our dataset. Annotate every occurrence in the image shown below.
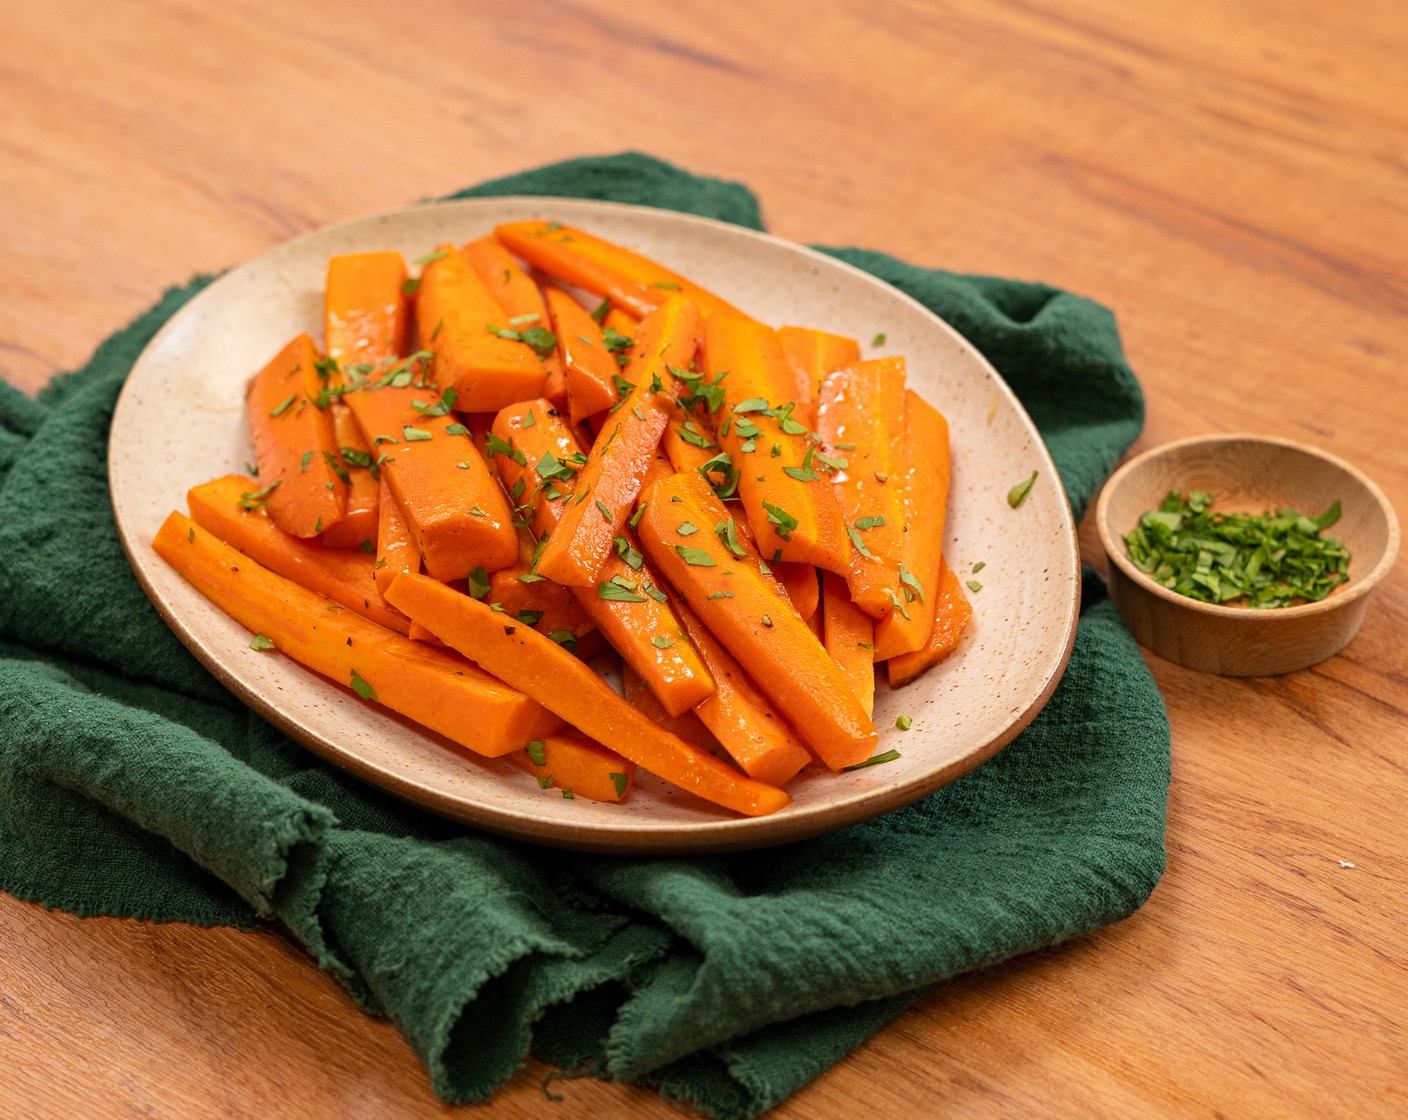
[3,0,1406,1117]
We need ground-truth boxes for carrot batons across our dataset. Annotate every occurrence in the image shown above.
[154,512,562,757]
[815,357,910,618]
[491,400,715,717]
[319,402,380,550]
[778,327,860,425]
[821,571,875,716]
[384,573,789,817]
[485,531,596,642]
[622,662,718,753]
[416,244,547,412]
[462,236,568,411]
[186,475,407,635]
[245,334,346,539]
[505,730,635,803]
[373,477,419,599]
[886,557,973,686]
[535,295,703,587]
[325,252,411,367]
[495,221,747,322]
[545,287,618,424]
[637,470,877,771]
[342,379,517,581]
[702,314,850,574]
[873,390,953,659]
[775,562,820,622]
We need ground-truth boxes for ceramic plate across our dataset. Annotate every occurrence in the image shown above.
[111,198,1079,854]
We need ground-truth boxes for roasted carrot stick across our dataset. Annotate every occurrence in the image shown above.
[775,562,820,622]
[319,402,380,550]
[674,605,812,787]
[186,475,407,634]
[384,573,789,817]
[622,661,718,753]
[495,221,748,322]
[886,556,973,686]
[325,251,411,368]
[821,570,875,716]
[535,295,702,587]
[462,236,568,410]
[544,287,618,424]
[485,530,596,641]
[602,305,639,337]
[342,374,517,580]
[415,244,547,412]
[154,512,562,756]
[490,400,714,717]
[702,314,850,574]
[815,357,910,618]
[778,327,861,425]
[505,730,635,803]
[873,390,953,659]
[637,470,878,770]
[372,477,419,600]
[245,334,347,539]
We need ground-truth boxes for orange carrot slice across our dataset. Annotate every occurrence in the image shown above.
[622,661,718,753]
[384,573,789,817]
[490,401,714,717]
[416,244,547,412]
[495,221,748,322]
[636,470,877,770]
[778,327,861,425]
[821,570,875,716]
[535,295,702,587]
[886,556,973,686]
[816,357,910,618]
[325,252,411,368]
[462,236,568,411]
[873,390,952,659]
[545,287,619,424]
[154,512,562,756]
[319,402,380,550]
[187,475,407,634]
[674,605,812,787]
[342,376,517,580]
[245,334,346,539]
[505,730,635,803]
[485,530,596,641]
[775,562,820,622]
[372,476,419,600]
[702,314,850,574]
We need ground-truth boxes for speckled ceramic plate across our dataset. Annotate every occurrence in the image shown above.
[111,198,1079,854]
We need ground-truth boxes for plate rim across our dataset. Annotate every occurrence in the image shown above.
[110,196,1082,855]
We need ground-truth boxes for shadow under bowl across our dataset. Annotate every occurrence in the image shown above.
[1095,433,1399,676]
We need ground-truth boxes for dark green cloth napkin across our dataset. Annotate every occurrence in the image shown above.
[0,153,1168,1118]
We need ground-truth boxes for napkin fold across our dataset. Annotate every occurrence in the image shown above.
[0,153,1168,1118]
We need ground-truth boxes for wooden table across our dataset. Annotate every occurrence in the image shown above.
[4,1,1405,1115]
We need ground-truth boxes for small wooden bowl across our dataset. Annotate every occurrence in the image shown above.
[1095,434,1399,676]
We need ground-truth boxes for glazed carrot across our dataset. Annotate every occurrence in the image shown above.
[637,470,877,770]
[319,403,380,550]
[491,401,715,717]
[415,244,547,412]
[342,373,517,580]
[815,357,910,618]
[245,334,346,539]
[186,475,408,634]
[821,570,875,716]
[778,327,861,425]
[702,314,850,574]
[384,573,789,817]
[495,221,748,322]
[154,513,562,756]
[622,662,718,753]
[485,530,596,642]
[775,562,820,622]
[373,477,418,599]
[325,251,410,367]
[544,287,618,424]
[675,605,813,787]
[505,730,635,803]
[873,391,953,659]
[462,236,568,410]
[887,556,973,686]
[535,295,703,587]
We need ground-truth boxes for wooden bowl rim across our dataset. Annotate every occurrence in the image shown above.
[1096,432,1400,622]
